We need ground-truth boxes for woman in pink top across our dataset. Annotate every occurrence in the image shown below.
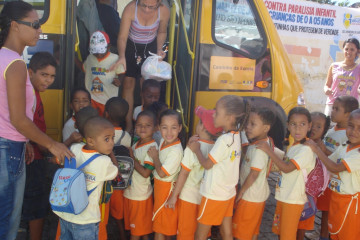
[324,38,360,116]
[113,0,170,132]
[0,2,73,239]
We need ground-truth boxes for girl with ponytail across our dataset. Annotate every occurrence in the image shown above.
[188,95,250,240]
[256,107,316,239]
[0,2,73,239]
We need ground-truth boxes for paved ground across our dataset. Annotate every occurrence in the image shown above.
[16,167,321,240]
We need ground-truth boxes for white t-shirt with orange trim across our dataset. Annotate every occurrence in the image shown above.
[62,116,77,142]
[275,143,316,204]
[114,127,131,148]
[324,126,347,153]
[240,138,270,203]
[200,131,241,201]
[241,130,249,147]
[54,143,118,224]
[328,144,360,195]
[133,105,143,121]
[153,139,183,182]
[124,140,158,200]
[83,52,123,105]
[179,140,214,205]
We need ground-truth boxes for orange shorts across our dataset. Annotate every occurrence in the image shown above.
[328,191,360,240]
[317,187,332,211]
[153,178,178,236]
[55,203,110,240]
[197,196,235,226]
[91,99,105,116]
[177,199,199,240]
[298,215,315,230]
[232,199,265,240]
[110,189,124,220]
[124,196,153,236]
[272,201,304,240]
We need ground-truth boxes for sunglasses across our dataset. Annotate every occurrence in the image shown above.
[138,2,159,10]
[15,20,41,30]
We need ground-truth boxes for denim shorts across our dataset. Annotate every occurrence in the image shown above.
[60,218,99,240]
[0,137,26,240]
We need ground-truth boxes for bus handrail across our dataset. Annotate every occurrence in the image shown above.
[173,60,189,133]
[175,0,195,60]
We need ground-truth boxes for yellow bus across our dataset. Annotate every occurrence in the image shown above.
[0,0,303,148]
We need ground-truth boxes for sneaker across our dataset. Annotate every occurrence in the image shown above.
[305,229,320,240]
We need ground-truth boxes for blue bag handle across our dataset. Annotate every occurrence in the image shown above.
[64,157,76,169]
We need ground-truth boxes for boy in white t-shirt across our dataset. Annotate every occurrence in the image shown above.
[83,31,124,116]
[54,117,118,240]
[232,108,276,240]
[165,106,222,240]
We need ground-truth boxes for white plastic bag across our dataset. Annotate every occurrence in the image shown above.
[141,52,171,81]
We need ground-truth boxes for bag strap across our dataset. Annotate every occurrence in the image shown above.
[115,130,126,146]
[266,137,275,177]
[77,154,101,170]
[64,157,76,169]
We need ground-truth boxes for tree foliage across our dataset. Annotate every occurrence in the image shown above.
[307,0,350,6]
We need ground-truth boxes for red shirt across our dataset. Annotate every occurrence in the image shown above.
[33,91,46,159]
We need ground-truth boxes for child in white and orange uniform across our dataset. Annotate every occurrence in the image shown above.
[124,110,158,240]
[147,109,183,240]
[188,95,250,240]
[258,107,316,240]
[306,108,360,240]
[165,106,222,240]
[232,108,276,240]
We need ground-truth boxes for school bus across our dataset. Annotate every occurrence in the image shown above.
[0,0,303,148]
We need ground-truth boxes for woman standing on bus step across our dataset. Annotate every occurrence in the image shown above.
[112,0,170,132]
[0,2,73,239]
[324,38,360,116]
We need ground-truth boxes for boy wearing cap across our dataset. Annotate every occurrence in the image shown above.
[83,31,124,116]
[232,108,276,240]
[165,106,222,240]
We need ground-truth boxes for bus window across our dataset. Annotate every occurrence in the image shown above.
[213,0,266,59]
[0,0,49,23]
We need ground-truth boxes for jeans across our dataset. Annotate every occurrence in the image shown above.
[60,218,99,240]
[0,137,26,240]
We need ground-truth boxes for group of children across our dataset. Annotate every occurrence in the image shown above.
[23,31,360,240]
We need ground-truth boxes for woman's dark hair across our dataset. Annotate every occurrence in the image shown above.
[284,107,311,146]
[29,52,57,72]
[311,112,331,140]
[0,1,34,49]
[343,38,360,50]
[159,109,182,125]
[70,87,91,102]
[137,110,157,126]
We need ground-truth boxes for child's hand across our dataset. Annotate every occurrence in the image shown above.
[165,195,177,209]
[147,146,158,160]
[304,139,319,153]
[256,141,271,154]
[129,147,135,159]
[25,142,34,165]
[112,77,121,87]
[70,132,82,143]
[187,135,200,152]
[235,190,244,203]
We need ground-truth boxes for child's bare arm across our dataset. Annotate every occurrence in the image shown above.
[236,169,259,202]
[63,132,82,147]
[130,148,152,178]
[165,168,190,209]
[305,139,347,173]
[148,146,167,178]
[316,139,332,156]
[188,136,214,169]
[256,141,296,173]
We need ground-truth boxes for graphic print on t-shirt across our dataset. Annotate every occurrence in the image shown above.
[91,77,104,94]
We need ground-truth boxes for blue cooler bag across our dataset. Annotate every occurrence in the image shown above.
[49,154,100,215]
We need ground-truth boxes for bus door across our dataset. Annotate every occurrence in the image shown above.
[170,0,304,147]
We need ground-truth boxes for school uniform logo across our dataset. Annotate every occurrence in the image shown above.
[230,150,240,162]
[91,77,104,94]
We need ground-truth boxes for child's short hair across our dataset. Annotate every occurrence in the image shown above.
[104,97,129,128]
[75,106,99,136]
[159,109,182,125]
[70,87,91,102]
[137,110,157,126]
[28,52,57,72]
[142,79,161,93]
[83,116,113,138]
[350,108,360,118]
[252,107,276,127]
[148,101,168,117]
[335,96,359,113]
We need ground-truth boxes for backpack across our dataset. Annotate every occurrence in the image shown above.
[303,157,330,198]
[49,154,100,215]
